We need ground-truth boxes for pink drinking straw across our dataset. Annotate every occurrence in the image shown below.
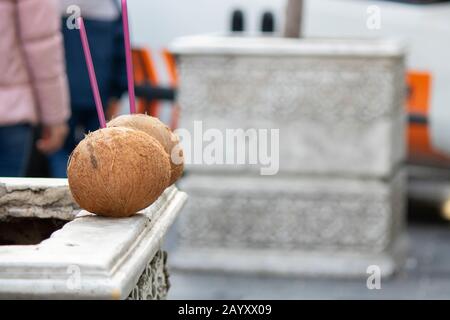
[77,17,106,128]
[121,0,137,114]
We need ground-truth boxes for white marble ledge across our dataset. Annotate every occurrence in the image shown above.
[0,183,187,300]
[169,33,406,58]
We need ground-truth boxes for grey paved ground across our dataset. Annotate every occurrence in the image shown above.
[165,223,450,299]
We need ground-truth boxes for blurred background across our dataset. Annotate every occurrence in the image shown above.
[2,0,450,299]
[132,0,450,299]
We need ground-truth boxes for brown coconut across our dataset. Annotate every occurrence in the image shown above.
[108,114,184,185]
[67,127,171,218]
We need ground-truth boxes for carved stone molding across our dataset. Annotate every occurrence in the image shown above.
[128,251,170,300]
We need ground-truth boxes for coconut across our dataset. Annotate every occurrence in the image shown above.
[108,114,184,186]
[67,127,171,218]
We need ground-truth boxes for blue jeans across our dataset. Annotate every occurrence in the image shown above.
[49,109,101,178]
[0,124,33,177]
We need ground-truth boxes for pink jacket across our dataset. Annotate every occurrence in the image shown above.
[0,0,70,126]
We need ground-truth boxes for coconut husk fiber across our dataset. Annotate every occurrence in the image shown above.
[67,127,171,218]
[108,114,184,186]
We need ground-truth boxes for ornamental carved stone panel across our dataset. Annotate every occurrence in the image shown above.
[127,251,171,300]
[178,173,405,254]
[175,40,406,178]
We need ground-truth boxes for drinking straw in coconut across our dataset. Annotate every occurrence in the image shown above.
[121,0,137,114]
[77,17,106,128]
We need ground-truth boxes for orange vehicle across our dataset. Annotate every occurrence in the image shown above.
[131,48,180,130]
[107,48,180,130]
[407,71,450,167]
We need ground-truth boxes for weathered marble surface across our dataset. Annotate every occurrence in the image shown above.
[178,173,405,252]
[0,179,187,300]
[0,178,78,221]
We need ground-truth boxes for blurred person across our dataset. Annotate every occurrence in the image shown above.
[0,0,70,177]
[50,0,127,178]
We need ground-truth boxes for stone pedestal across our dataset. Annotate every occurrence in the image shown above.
[170,35,407,277]
[0,178,187,299]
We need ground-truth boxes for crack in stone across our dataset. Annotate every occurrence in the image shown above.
[0,183,6,198]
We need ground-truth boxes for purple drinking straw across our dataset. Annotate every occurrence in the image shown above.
[77,17,106,128]
[121,0,136,114]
